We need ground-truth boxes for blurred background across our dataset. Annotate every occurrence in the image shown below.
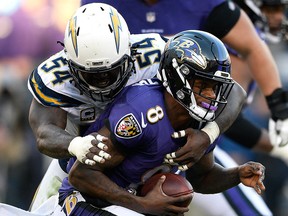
[0,0,288,215]
[0,0,79,209]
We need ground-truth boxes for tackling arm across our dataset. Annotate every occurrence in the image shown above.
[29,99,110,164]
[29,98,73,158]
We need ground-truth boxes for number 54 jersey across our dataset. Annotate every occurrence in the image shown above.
[28,33,166,134]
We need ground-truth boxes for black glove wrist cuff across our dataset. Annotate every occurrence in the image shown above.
[266,88,288,120]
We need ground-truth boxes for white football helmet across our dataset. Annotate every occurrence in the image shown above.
[64,3,132,101]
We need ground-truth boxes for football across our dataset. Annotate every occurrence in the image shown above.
[140,172,194,207]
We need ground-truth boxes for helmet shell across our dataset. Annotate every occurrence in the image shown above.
[160,30,231,76]
[64,3,130,69]
[64,3,132,101]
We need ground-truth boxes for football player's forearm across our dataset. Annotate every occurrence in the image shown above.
[70,162,144,212]
[215,82,246,133]
[36,124,74,158]
[189,163,240,194]
[29,99,73,158]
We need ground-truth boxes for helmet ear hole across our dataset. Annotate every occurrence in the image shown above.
[64,3,131,102]
[158,30,234,122]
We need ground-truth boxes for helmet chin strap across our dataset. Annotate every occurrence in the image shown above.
[189,104,215,122]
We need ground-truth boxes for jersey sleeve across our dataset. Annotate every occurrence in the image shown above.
[126,33,166,86]
[27,51,84,107]
[204,1,241,39]
[108,98,146,149]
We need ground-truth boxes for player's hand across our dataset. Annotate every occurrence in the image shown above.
[68,134,111,166]
[140,175,191,216]
[164,128,210,171]
[238,161,266,195]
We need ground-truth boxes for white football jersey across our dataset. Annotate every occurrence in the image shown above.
[28,33,166,135]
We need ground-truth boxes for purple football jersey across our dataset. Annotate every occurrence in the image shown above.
[81,0,227,36]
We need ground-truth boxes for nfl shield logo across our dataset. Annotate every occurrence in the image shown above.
[146,12,156,23]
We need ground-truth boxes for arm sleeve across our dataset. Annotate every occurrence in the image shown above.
[204,1,241,39]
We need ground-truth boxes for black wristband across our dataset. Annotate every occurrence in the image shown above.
[266,88,288,120]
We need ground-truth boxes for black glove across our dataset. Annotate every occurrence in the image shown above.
[266,88,288,121]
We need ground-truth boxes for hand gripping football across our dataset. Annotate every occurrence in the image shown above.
[140,173,194,207]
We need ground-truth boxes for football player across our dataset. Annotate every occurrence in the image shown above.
[27,3,245,212]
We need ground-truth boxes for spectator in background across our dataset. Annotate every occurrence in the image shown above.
[258,0,288,43]
[0,0,79,210]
